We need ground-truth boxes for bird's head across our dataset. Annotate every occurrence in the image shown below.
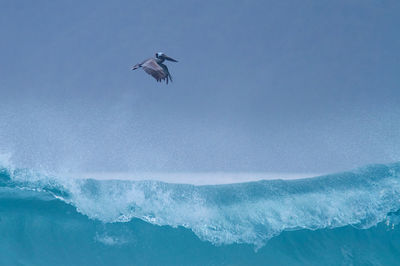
[155,52,178,62]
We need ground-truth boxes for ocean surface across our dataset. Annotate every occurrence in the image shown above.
[1,162,400,265]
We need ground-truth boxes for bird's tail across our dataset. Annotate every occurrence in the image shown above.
[132,63,141,70]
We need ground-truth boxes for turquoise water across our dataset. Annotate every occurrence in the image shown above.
[1,163,400,265]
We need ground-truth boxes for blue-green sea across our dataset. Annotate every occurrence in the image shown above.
[1,163,400,265]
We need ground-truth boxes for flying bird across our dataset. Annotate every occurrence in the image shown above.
[132,52,178,84]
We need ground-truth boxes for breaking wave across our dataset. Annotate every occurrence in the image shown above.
[1,162,400,265]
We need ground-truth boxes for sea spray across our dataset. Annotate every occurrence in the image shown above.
[1,162,400,250]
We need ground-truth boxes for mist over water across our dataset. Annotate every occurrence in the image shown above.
[1,98,400,175]
[1,0,400,175]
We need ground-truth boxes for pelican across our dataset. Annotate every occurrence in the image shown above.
[132,52,178,84]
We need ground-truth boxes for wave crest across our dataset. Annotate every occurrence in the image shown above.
[1,163,400,247]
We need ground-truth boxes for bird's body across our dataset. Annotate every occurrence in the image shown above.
[132,52,178,84]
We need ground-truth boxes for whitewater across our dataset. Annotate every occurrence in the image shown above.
[1,162,400,265]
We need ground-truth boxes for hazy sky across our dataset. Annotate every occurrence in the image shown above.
[0,0,399,173]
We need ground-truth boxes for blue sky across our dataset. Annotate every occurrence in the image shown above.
[0,0,399,173]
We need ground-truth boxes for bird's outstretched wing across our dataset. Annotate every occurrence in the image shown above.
[141,59,168,82]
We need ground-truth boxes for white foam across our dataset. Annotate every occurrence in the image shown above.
[4,163,400,248]
[65,172,319,185]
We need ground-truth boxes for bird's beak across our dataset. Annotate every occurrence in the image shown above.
[164,55,178,62]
